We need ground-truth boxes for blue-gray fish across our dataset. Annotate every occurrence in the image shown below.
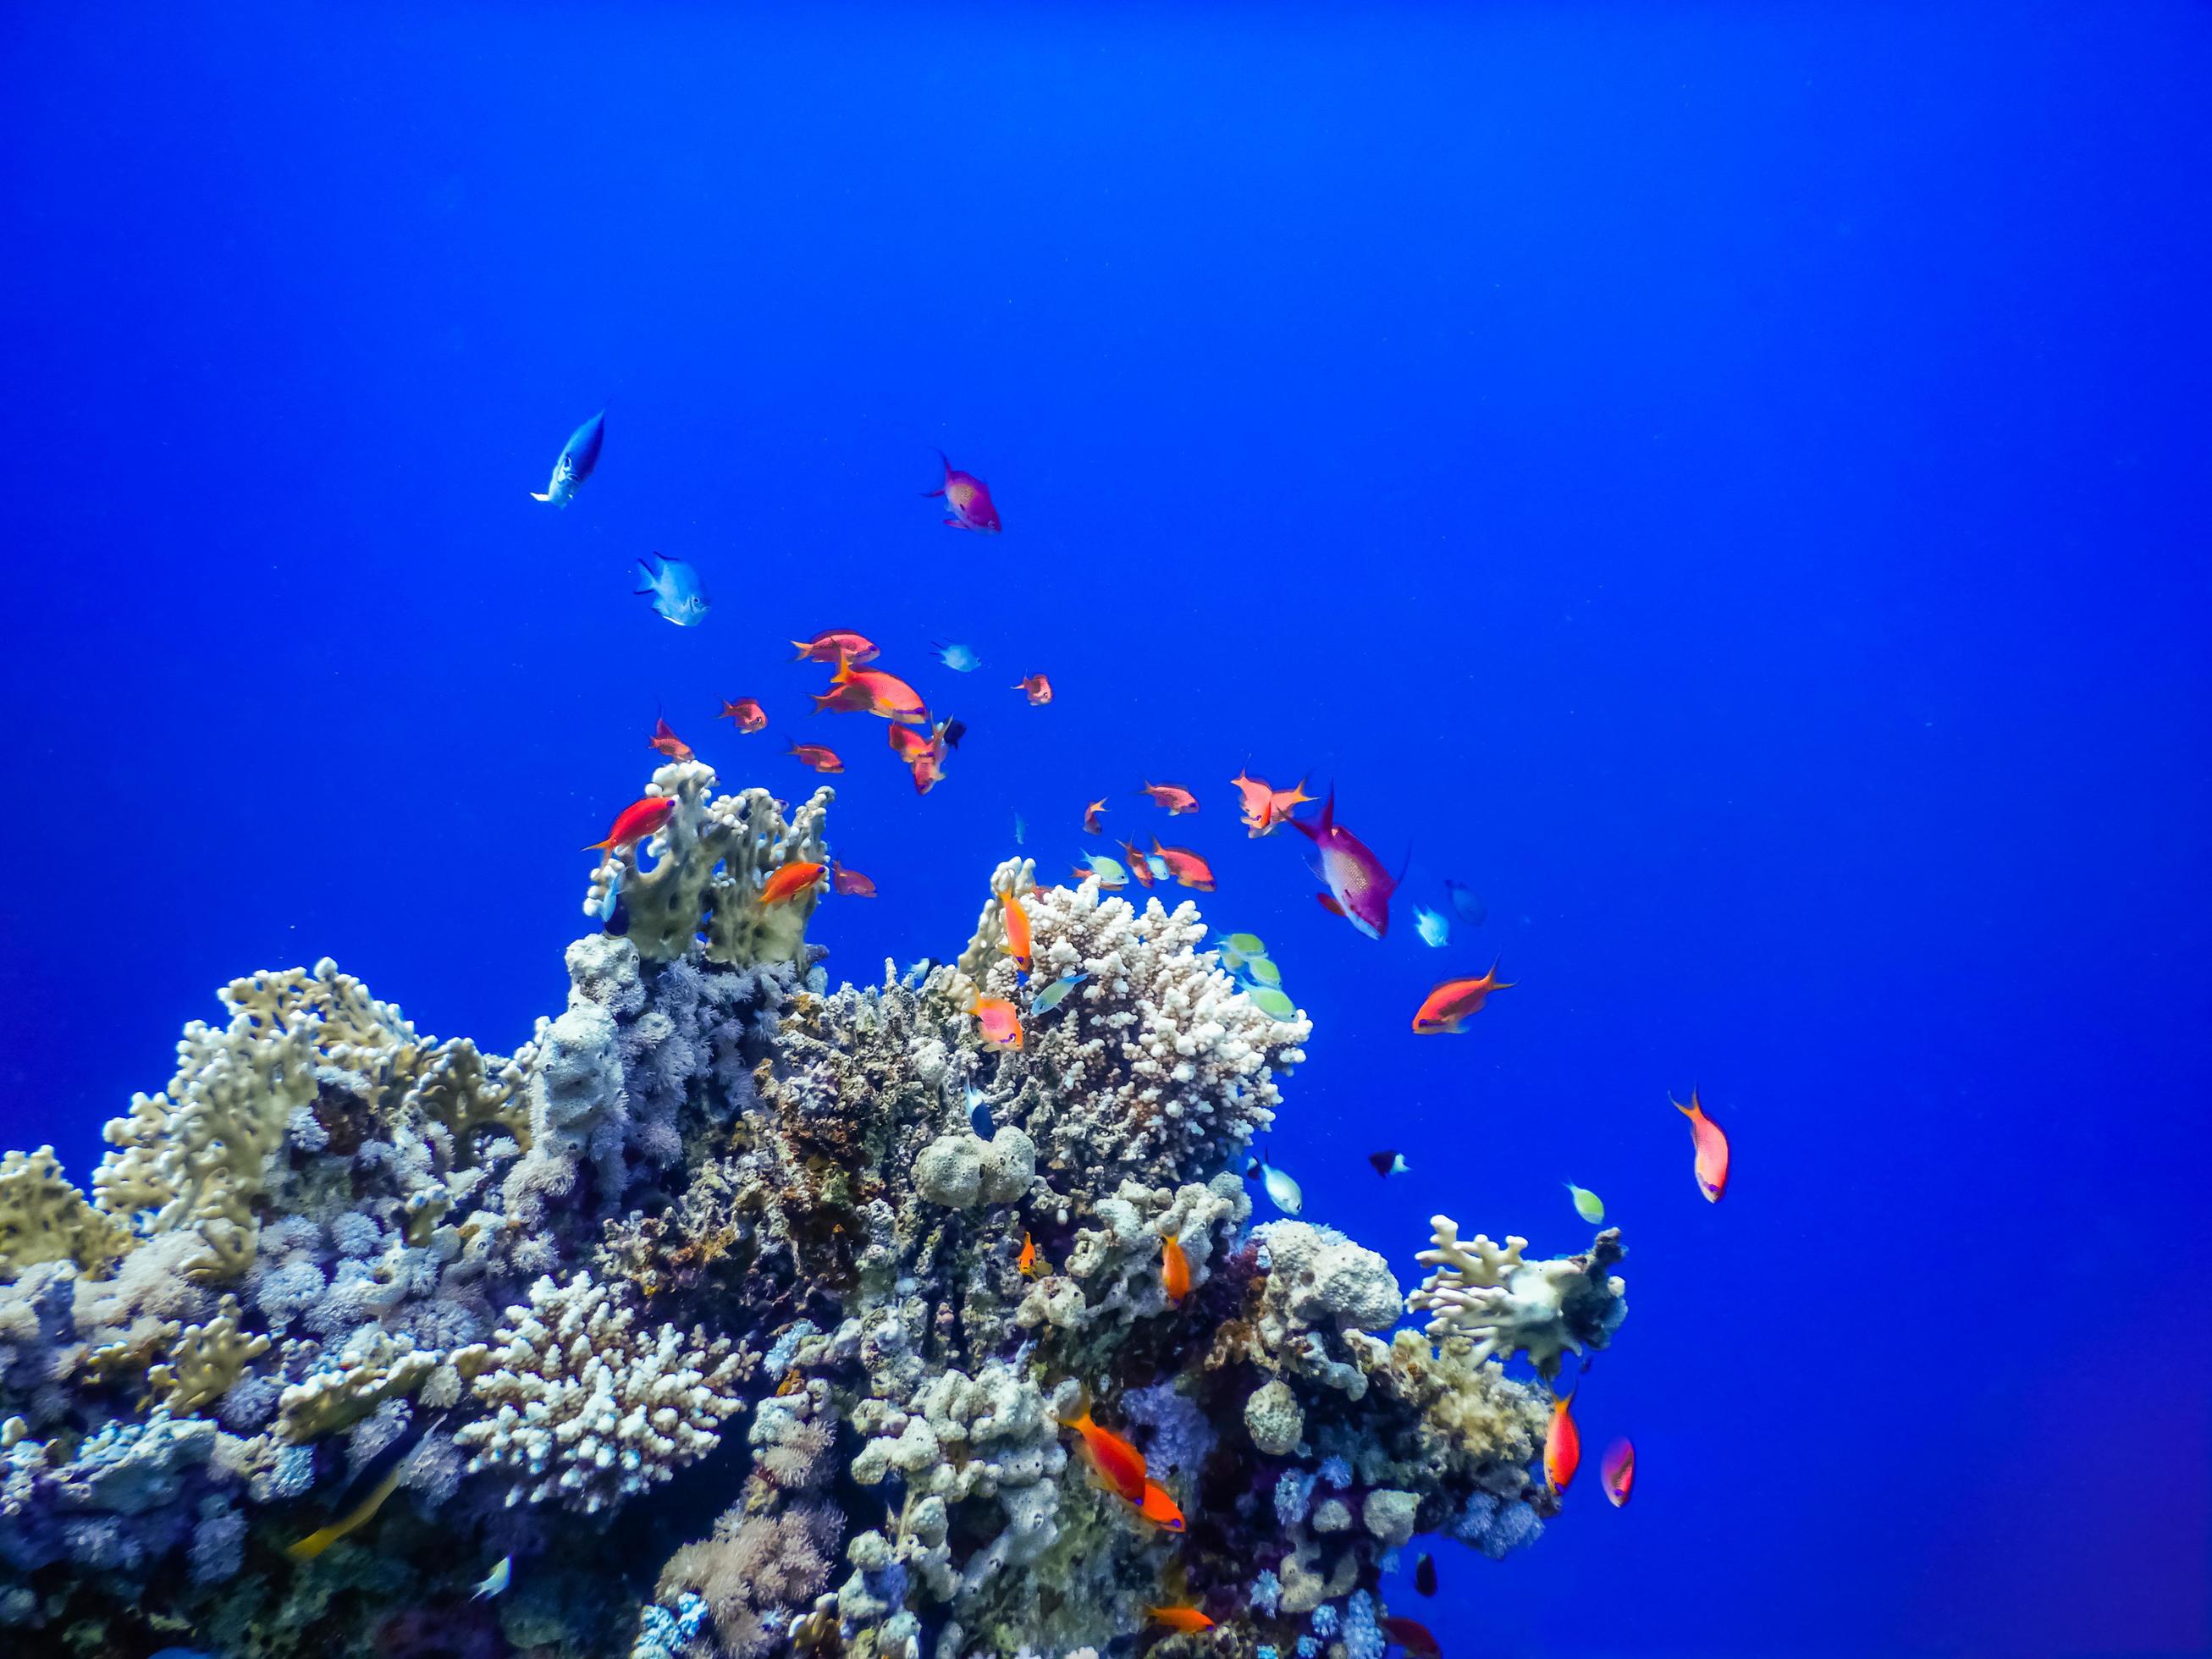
[472,1554,512,1601]
[1030,972,1088,1015]
[932,640,982,672]
[1444,879,1487,927]
[966,1085,994,1137]
[532,409,605,507]
[1414,906,1449,948]
[1245,1152,1303,1216]
[635,554,709,626]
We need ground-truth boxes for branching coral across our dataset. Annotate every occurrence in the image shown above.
[0,1149,130,1279]
[1405,1216,1627,1380]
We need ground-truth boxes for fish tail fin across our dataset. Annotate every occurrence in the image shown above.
[1672,1088,1696,1118]
[529,488,554,503]
[582,837,614,853]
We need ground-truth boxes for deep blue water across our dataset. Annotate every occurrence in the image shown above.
[3,4,2209,1652]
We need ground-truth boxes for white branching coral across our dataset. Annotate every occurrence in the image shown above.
[454,1272,744,1513]
[964,874,1309,1189]
[582,759,834,966]
[1405,1215,1628,1380]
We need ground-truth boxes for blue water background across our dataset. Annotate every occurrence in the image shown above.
[3,5,2208,1651]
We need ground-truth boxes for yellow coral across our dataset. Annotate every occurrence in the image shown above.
[0,1146,130,1279]
[278,1331,439,1441]
[147,1293,271,1414]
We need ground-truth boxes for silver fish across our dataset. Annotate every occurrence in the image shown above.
[634,554,709,626]
[472,1555,512,1601]
[1247,1155,1303,1216]
[531,409,604,507]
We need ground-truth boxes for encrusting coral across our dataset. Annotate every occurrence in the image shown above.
[0,759,1629,1659]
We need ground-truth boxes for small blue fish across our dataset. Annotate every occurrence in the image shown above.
[1443,879,1487,927]
[1030,972,1088,1015]
[634,554,709,626]
[596,869,623,925]
[1014,813,1026,846]
[966,1085,994,1138]
[472,1555,512,1601]
[1245,1150,1303,1216]
[932,641,982,672]
[532,409,605,507]
[1145,854,1170,881]
[1414,906,1449,948]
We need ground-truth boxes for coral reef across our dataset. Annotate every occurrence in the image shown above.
[0,761,1628,1659]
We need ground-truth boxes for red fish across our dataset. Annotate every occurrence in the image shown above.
[896,722,952,795]
[1229,770,1275,832]
[648,716,695,762]
[758,862,826,907]
[1674,1086,1730,1201]
[1293,789,1396,939]
[927,450,1001,532]
[1150,838,1216,892]
[1014,672,1052,706]
[1136,1479,1185,1532]
[830,861,876,897]
[1377,1616,1441,1658]
[718,697,768,734]
[1161,1234,1190,1304]
[1139,782,1200,815]
[1146,1607,1213,1634]
[585,797,676,857]
[791,631,879,665]
[1409,963,1514,1033]
[1601,1436,1635,1507]
[999,885,1033,972]
[970,993,1023,1050]
[808,681,877,715]
[1119,839,1156,888]
[1060,1402,1146,1503]
[1083,797,1107,834]
[830,661,930,725]
[787,741,843,774]
[1544,1386,1580,1492]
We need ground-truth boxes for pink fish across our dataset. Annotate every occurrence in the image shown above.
[926,450,1002,533]
[1291,789,1397,939]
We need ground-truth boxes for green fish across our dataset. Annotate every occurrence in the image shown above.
[1030,972,1088,1015]
[1565,1182,1605,1224]
[1223,933,1268,958]
[1248,986,1298,1022]
[1244,956,1283,989]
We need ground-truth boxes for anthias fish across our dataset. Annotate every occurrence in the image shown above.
[1150,838,1216,891]
[828,661,929,724]
[634,554,709,626]
[1544,1386,1580,1492]
[787,741,843,774]
[1062,1403,1146,1503]
[830,861,876,896]
[998,884,1033,971]
[1139,781,1200,814]
[1161,1233,1191,1303]
[585,796,676,857]
[1410,964,1514,1033]
[1601,1436,1636,1507]
[718,697,768,733]
[1017,1231,1037,1276]
[648,716,693,762]
[531,408,604,507]
[1136,1479,1186,1532]
[1014,672,1052,705]
[1377,1615,1442,1658]
[791,631,880,665]
[1146,1607,1214,1634]
[1083,797,1108,833]
[758,862,826,906]
[971,994,1023,1050]
[1294,789,1396,939]
[927,450,1002,532]
[1119,838,1156,886]
[1674,1086,1731,1201]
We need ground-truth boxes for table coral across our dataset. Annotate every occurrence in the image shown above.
[0,765,1631,1658]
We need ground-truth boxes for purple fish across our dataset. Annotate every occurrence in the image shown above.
[1292,790,1396,940]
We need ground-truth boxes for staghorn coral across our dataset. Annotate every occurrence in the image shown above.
[0,765,1630,1659]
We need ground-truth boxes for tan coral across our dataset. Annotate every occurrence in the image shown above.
[277,1329,440,1441]
[1405,1215,1628,1380]
[146,1293,271,1414]
[0,1146,130,1279]
[582,760,834,966]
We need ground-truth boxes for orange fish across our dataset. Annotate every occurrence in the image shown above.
[1544,1386,1580,1492]
[830,660,929,725]
[1376,1616,1441,1658]
[1119,838,1156,887]
[648,716,694,762]
[1136,1480,1186,1532]
[970,994,1023,1050]
[1600,1436,1635,1507]
[787,741,843,774]
[1014,672,1053,706]
[1083,797,1108,834]
[904,723,952,795]
[1229,770,1275,831]
[998,885,1033,971]
[1265,777,1316,830]
[1409,963,1514,1034]
[791,631,879,665]
[830,861,876,897]
[886,724,934,763]
[759,862,826,907]
[1145,1607,1214,1634]
[1150,839,1215,892]
[808,681,877,715]
[718,697,768,734]
[1062,1401,1147,1504]
[1674,1086,1730,1201]
[1161,1234,1190,1304]
[1139,782,1199,814]
[1018,1232,1038,1276]
[585,796,676,857]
